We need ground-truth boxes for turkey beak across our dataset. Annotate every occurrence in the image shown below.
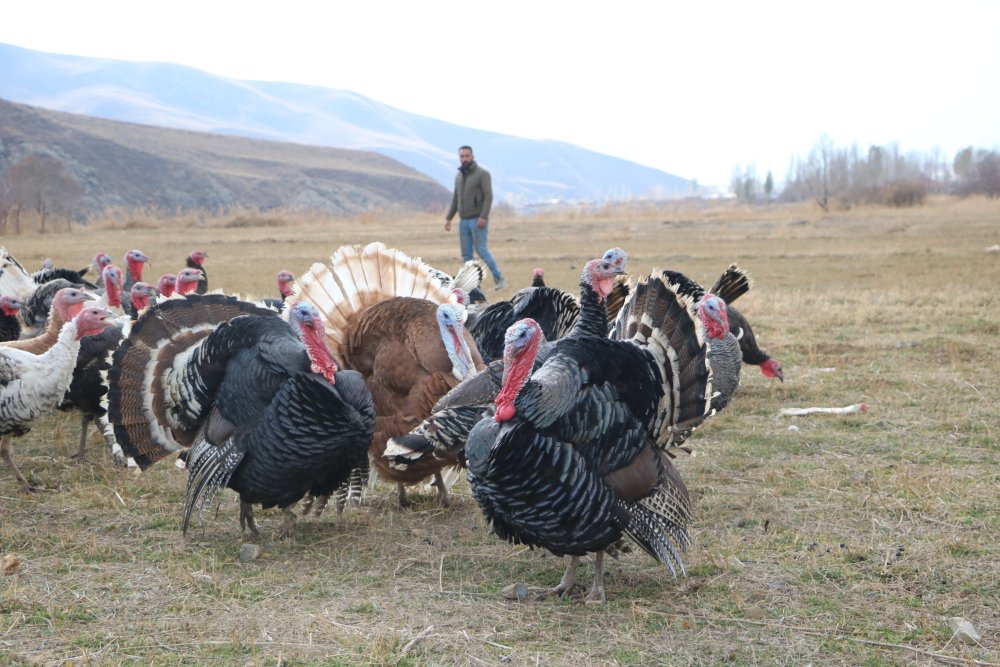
[82,292,97,302]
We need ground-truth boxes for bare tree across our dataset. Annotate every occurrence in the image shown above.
[802,135,833,211]
[4,155,82,233]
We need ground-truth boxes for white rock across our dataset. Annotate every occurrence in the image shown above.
[788,425,800,431]
[946,617,981,645]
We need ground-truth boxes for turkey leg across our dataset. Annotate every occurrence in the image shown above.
[2,434,41,493]
[584,551,607,604]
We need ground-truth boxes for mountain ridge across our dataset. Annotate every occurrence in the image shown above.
[0,42,691,203]
[0,95,450,216]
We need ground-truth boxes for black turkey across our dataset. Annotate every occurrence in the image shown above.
[185,250,209,294]
[107,295,375,539]
[708,264,784,382]
[0,296,23,342]
[464,262,714,602]
[469,248,629,363]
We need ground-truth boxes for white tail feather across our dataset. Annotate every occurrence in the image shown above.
[291,243,458,361]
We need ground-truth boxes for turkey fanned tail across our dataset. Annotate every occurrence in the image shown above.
[613,273,713,451]
[708,264,752,305]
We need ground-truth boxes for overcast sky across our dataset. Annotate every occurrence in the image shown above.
[2,1,998,186]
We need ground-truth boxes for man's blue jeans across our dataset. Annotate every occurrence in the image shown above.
[459,217,503,282]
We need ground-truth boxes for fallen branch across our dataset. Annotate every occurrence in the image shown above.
[779,402,868,417]
[401,625,435,656]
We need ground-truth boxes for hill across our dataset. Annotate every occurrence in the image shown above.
[0,96,450,216]
[0,42,691,203]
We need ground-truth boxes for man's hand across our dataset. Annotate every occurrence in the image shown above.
[477,218,487,229]
[444,219,451,231]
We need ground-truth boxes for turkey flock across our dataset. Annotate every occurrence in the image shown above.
[0,241,784,603]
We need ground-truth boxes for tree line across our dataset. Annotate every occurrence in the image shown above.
[0,154,82,234]
[731,136,1000,209]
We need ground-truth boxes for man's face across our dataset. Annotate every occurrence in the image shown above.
[459,149,474,166]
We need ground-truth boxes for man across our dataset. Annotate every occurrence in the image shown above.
[444,145,505,290]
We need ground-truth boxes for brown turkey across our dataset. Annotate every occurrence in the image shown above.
[289,241,483,510]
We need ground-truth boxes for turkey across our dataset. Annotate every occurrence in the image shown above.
[470,248,630,363]
[1,295,24,342]
[106,295,375,538]
[1,307,114,492]
[530,268,545,287]
[260,270,297,311]
[126,282,156,317]
[707,264,783,382]
[176,268,204,296]
[0,247,37,303]
[18,279,80,339]
[698,293,741,412]
[59,323,125,462]
[122,249,150,294]
[464,261,713,602]
[290,241,483,509]
[1,287,96,355]
[155,273,177,298]
[91,252,112,276]
[663,267,758,409]
[186,250,209,294]
[93,265,127,316]
[59,281,158,462]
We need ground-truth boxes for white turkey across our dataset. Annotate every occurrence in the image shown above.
[0,247,37,303]
[463,261,714,603]
[289,241,483,509]
[1,306,114,492]
[106,294,375,538]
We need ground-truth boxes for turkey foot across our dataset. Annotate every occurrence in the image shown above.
[549,556,580,597]
[239,501,260,536]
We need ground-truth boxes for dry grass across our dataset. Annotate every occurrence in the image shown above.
[1,196,999,666]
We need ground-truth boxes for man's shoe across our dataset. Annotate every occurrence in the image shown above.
[493,277,507,291]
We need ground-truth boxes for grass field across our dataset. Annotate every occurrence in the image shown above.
[1,197,998,666]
